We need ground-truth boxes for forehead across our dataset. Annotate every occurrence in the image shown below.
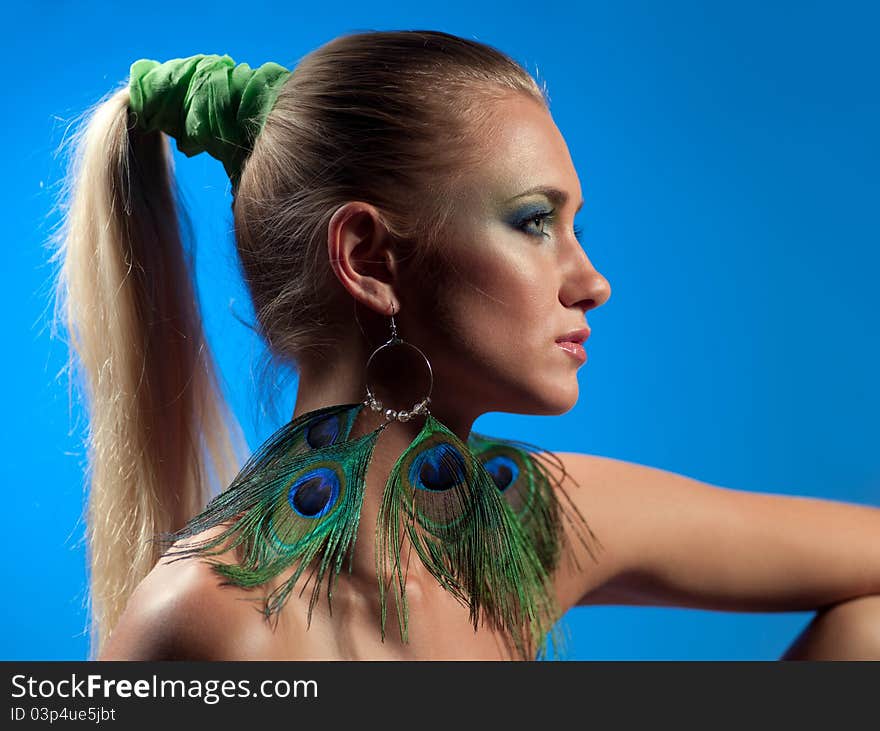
[468,93,582,207]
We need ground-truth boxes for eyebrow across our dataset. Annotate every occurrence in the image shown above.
[504,185,584,213]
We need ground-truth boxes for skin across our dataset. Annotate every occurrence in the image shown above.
[100,93,880,661]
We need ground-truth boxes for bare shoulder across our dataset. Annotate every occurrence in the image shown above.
[98,525,276,660]
[548,450,722,609]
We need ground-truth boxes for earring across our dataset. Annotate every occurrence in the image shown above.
[365,303,602,660]
[156,301,602,661]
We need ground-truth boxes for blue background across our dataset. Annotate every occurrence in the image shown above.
[4,1,877,660]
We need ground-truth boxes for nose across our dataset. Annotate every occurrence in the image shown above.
[559,244,612,313]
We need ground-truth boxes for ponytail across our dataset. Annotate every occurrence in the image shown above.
[49,84,245,659]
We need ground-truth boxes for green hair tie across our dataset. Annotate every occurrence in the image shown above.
[128,53,290,186]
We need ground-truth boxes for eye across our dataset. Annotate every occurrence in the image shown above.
[517,209,554,239]
[516,209,584,244]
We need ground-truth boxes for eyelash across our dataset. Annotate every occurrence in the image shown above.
[518,209,583,243]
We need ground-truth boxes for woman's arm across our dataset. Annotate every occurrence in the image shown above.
[555,452,880,613]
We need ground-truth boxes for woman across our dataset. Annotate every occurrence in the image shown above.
[52,30,880,661]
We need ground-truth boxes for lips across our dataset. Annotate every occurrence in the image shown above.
[556,340,587,364]
[555,327,590,365]
[555,327,591,345]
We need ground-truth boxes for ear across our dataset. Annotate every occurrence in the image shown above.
[327,201,400,316]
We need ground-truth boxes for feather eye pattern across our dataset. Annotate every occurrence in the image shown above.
[377,412,565,661]
[468,434,561,573]
[154,402,387,627]
[468,430,604,575]
[467,430,605,660]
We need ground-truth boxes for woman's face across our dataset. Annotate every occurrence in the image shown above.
[410,92,612,419]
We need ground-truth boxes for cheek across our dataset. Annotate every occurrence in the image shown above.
[427,246,556,365]
[413,243,576,414]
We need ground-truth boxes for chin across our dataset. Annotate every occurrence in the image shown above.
[519,381,579,417]
[545,394,579,416]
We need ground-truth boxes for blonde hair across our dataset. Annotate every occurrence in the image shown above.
[49,29,548,659]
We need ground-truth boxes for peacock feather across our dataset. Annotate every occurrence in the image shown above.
[154,402,387,627]
[468,430,603,575]
[467,430,605,659]
[376,412,574,661]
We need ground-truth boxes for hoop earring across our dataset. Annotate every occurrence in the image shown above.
[156,301,602,661]
[363,302,432,422]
